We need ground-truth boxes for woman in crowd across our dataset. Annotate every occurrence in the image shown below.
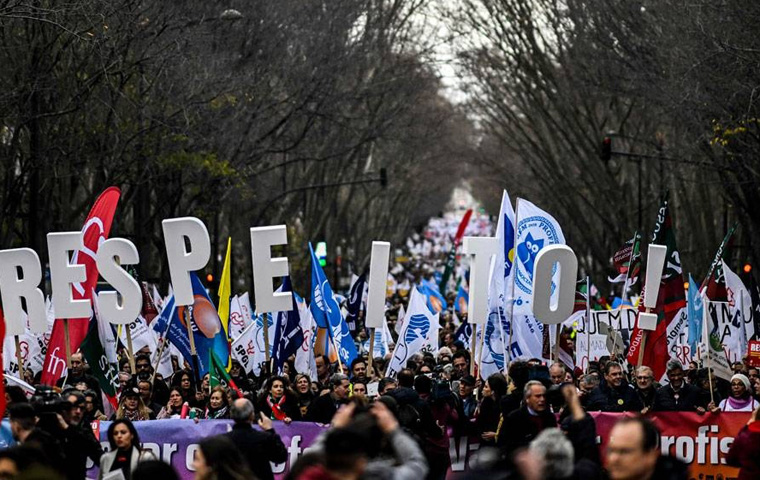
[257,376,301,424]
[157,388,188,419]
[172,370,201,408]
[717,374,759,412]
[113,387,155,421]
[98,419,156,480]
[192,436,255,480]
[294,373,315,418]
[476,373,507,447]
[203,386,230,419]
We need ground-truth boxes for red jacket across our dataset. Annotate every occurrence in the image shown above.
[725,421,760,480]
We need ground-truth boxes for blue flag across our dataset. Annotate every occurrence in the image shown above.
[454,285,469,314]
[345,273,366,332]
[309,243,358,366]
[153,273,229,376]
[454,321,472,346]
[271,277,305,375]
[419,279,447,313]
[687,274,703,353]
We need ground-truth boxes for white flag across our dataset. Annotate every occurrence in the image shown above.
[395,304,406,335]
[118,315,158,354]
[509,199,566,360]
[723,261,753,361]
[231,292,253,340]
[295,295,317,378]
[481,190,514,378]
[232,312,275,376]
[387,287,434,377]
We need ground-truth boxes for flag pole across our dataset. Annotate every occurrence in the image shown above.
[367,328,376,379]
[636,322,648,368]
[505,198,521,375]
[14,336,24,380]
[263,313,271,365]
[185,306,202,386]
[470,325,478,377]
[330,335,344,374]
[151,313,173,385]
[702,293,715,405]
[125,325,136,375]
[584,277,591,368]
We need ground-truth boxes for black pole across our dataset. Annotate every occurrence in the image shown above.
[638,158,642,231]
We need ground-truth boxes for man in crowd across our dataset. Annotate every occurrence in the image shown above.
[315,355,332,386]
[634,366,658,413]
[307,374,351,423]
[379,377,398,395]
[350,357,368,382]
[56,352,101,400]
[7,403,65,477]
[549,362,567,385]
[135,353,169,404]
[498,380,557,454]
[606,416,687,479]
[585,361,643,412]
[654,360,704,412]
[223,398,287,480]
[451,351,470,380]
[456,375,477,419]
[60,391,104,480]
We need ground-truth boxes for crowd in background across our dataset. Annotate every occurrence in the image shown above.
[2,211,760,480]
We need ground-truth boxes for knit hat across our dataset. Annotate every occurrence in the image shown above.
[731,373,751,391]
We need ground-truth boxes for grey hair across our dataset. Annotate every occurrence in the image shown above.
[329,373,349,389]
[529,428,574,479]
[636,366,654,377]
[549,362,566,373]
[523,380,545,400]
[230,398,254,423]
[581,373,600,388]
[666,359,684,373]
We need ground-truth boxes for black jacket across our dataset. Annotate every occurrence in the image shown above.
[60,423,103,480]
[223,423,288,480]
[305,392,346,424]
[585,383,643,412]
[635,386,658,410]
[652,382,702,412]
[497,405,557,454]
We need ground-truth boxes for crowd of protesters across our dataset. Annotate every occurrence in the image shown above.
[2,211,760,479]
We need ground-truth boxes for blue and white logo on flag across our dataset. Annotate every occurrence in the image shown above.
[272,277,304,375]
[309,243,358,366]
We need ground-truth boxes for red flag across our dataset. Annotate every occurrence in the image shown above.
[41,187,122,386]
[140,281,159,324]
[626,197,686,379]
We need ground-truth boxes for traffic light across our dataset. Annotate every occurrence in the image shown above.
[315,242,328,268]
[379,167,388,188]
[744,263,752,274]
[206,273,214,284]
[600,136,612,162]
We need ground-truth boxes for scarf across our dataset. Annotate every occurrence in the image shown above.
[123,408,146,422]
[206,405,228,419]
[726,394,758,411]
[267,395,288,420]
